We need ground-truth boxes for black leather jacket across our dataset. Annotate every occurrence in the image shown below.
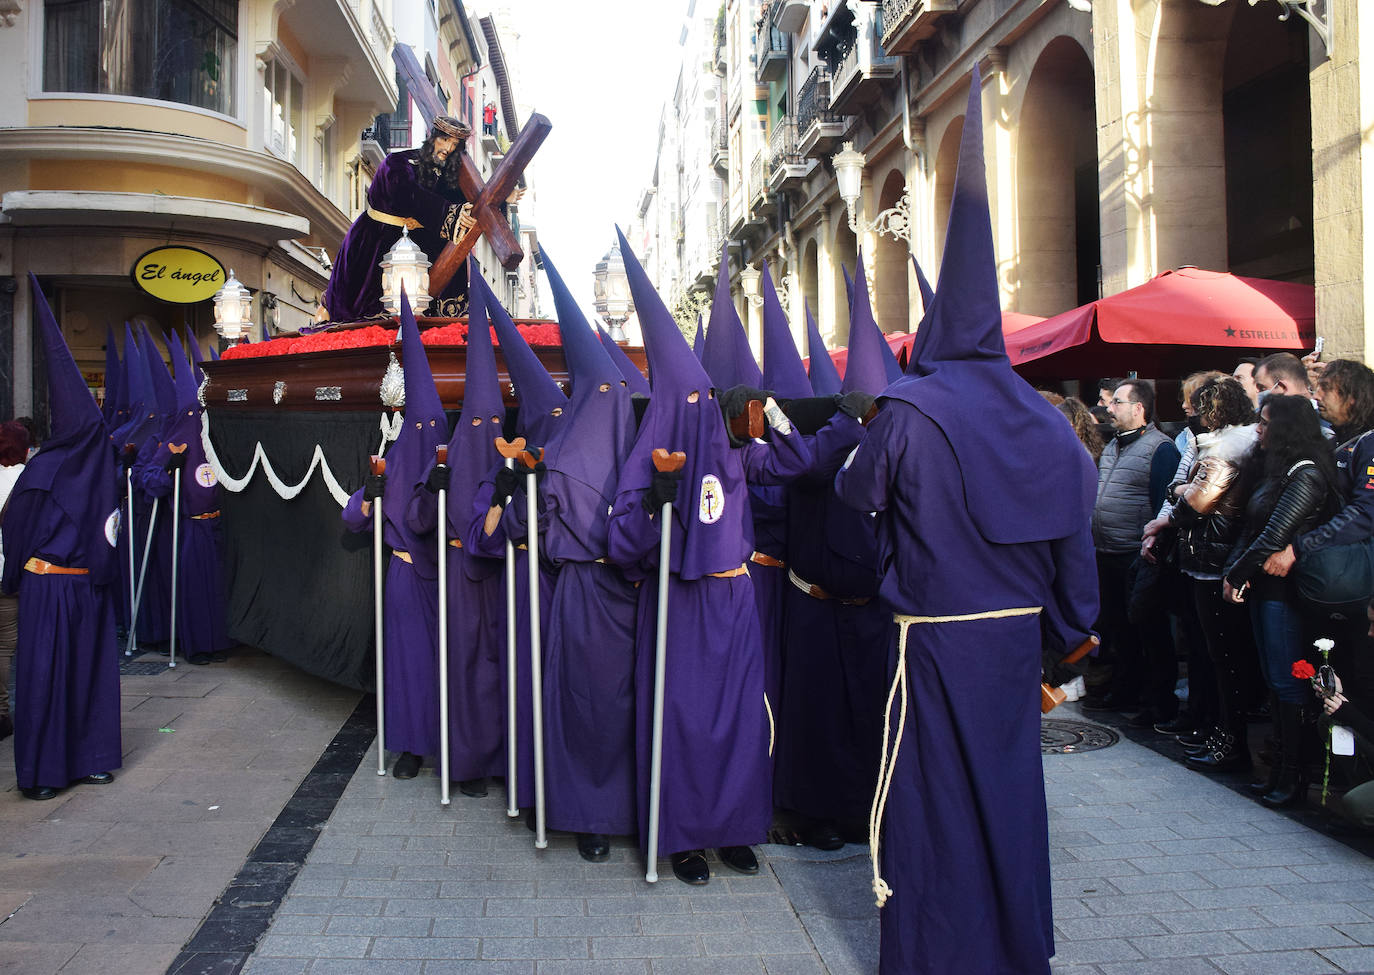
[1225,460,1334,594]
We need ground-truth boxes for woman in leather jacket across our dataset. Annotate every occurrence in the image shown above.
[1155,378,1257,774]
[1223,395,1338,804]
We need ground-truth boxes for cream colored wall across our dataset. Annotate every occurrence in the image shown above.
[28,161,251,204]
[28,99,248,145]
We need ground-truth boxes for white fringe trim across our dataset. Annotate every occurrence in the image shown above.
[201,411,403,509]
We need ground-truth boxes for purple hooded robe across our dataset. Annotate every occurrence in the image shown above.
[2,276,121,789]
[833,68,1099,975]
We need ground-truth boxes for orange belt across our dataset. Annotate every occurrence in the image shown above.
[393,550,413,564]
[750,551,785,569]
[191,510,221,520]
[707,564,749,579]
[24,557,89,576]
[449,538,463,549]
[788,567,872,606]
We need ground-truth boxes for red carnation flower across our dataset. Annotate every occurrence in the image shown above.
[1292,660,1316,681]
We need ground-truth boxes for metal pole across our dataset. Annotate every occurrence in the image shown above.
[645,447,684,884]
[436,448,450,806]
[527,464,547,850]
[126,467,136,650]
[503,456,519,818]
[125,496,160,658]
[371,456,387,776]
[167,467,181,669]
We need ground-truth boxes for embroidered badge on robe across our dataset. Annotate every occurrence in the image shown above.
[195,463,218,488]
[104,509,120,547]
[698,474,724,524]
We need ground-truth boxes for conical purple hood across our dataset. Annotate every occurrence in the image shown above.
[188,331,207,385]
[803,302,842,396]
[883,65,1094,544]
[842,263,854,308]
[102,324,121,426]
[692,313,704,360]
[16,274,118,584]
[540,244,638,560]
[613,229,747,580]
[114,323,157,450]
[384,290,449,579]
[841,252,891,396]
[170,329,199,414]
[759,262,812,399]
[912,255,935,314]
[208,344,220,361]
[487,281,566,445]
[597,324,651,395]
[700,248,761,389]
[445,262,504,538]
[154,328,218,517]
[141,324,176,426]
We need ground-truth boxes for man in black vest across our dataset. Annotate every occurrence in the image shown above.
[1086,379,1181,718]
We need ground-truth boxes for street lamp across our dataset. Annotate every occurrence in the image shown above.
[737,261,790,312]
[212,269,254,347]
[832,141,914,244]
[379,227,432,316]
[593,240,633,342]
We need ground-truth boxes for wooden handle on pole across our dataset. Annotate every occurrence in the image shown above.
[435,444,448,466]
[369,455,386,476]
[727,400,766,441]
[168,442,188,454]
[1061,634,1100,667]
[651,449,687,474]
[494,436,528,460]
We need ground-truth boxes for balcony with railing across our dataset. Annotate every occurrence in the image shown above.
[797,67,846,158]
[880,0,958,56]
[711,116,729,174]
[827,7,900,114]
[767,118,806,193]
[278,0,396,113]
[754,22,788,83]
[771,0,809,34]
[748,149,775,221]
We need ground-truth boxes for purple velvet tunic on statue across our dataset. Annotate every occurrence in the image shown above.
[322,149,469,322]
[772,414,891,822]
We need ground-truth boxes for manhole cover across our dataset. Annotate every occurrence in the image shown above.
[120,659,169,676]
[1041,718,1119,754]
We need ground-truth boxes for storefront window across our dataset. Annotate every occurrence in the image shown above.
[43,0,237,116]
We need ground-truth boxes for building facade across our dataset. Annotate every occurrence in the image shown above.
[639,0,1358,369]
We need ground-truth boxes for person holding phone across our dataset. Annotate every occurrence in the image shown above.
[1222,396,1338,801]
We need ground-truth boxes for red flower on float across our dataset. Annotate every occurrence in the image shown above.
[220,320,560,358]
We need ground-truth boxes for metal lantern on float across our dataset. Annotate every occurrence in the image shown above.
[212,269,254,346]
[379,227,432,316]
[593,240,633,342]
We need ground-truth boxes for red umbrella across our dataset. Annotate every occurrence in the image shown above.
[1004,268,1315,378]
[825,312,1047,377]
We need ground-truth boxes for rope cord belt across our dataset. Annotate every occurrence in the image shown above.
[24,557,89,576]
[869,605,1042,909]
[393,550,412,564]
[449,538,463,549]
[367,207,423,230]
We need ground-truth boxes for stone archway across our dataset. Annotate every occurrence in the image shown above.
[833,213,857,345]
[932,115,964,265]
[873,167,911,333]
[1016,36,1098,315]
[802,236,820,330]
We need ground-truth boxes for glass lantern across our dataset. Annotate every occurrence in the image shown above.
[379,227,432,316]
[212,270,254,346]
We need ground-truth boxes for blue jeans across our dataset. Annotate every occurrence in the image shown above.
[1249,597,1307,704]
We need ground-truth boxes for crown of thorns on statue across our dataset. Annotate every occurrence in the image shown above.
[432,116,471,140]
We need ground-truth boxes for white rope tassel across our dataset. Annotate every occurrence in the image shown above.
[764,692,776,758]
[868,618,912,909]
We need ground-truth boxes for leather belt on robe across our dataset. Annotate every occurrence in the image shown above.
[24,557,89,576]
[788,567,871,606]
[749,551,785,569]
[191,510,221,521]
[706,564,749,579]
[367,207,423,231]
[449,539,463,549]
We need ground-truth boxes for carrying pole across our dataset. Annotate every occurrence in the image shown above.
[645,448,686,883]
[124,448,137,653]
[435,445,451,806]
[125,496,160,659]
[371,455,387,776]
[167,460,182,670]
[493,438,529,819]
[525,448,548,850]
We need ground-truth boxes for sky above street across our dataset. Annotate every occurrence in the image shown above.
[494,0,695,318]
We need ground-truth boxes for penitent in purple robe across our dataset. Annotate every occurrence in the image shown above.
[2,276,122,790]
[322,149,469,322]
[607,229,812,857]
[833,67,1099,975]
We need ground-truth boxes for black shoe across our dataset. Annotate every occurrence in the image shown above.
[209,651,229,663]
[717,845,759,875]
[78,772,114,785]
[671,850,710,885]
[392,752,422,779]
[1262,771,1306,808]
[800,819,844,851]
[1154,713,1199,735]
[1082,694,1132,713]
[456,776,487,798]
[1177,727,1218,749]
[1186,735,1251,773]
[576,833,610,863]
[1129,708,1170,729]
[21,786,59,800]
[187,653,210,665]
[0,715,11,741]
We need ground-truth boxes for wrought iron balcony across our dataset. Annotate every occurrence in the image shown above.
[797,67,846,158]
[755,22,787,83]
[767,118,807,193]
[771,0,809,34]
[828,9,900,115]
[711,116,728,174]
[748,149,775,221]
[880,0,957,56]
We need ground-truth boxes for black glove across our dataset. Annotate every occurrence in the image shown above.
[424,464,451,494]
[532,460,548,483]
[165,451,188,473]
[363,472,386,502]
[718,385,773,420]
[120,447,137,471]
[491,465,521,508]
[642,469,684,513]
[835,390,876,420]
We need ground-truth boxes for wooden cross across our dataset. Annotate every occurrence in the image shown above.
[427,113,552,297]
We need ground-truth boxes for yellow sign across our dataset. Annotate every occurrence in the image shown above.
[131,246,226,304]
